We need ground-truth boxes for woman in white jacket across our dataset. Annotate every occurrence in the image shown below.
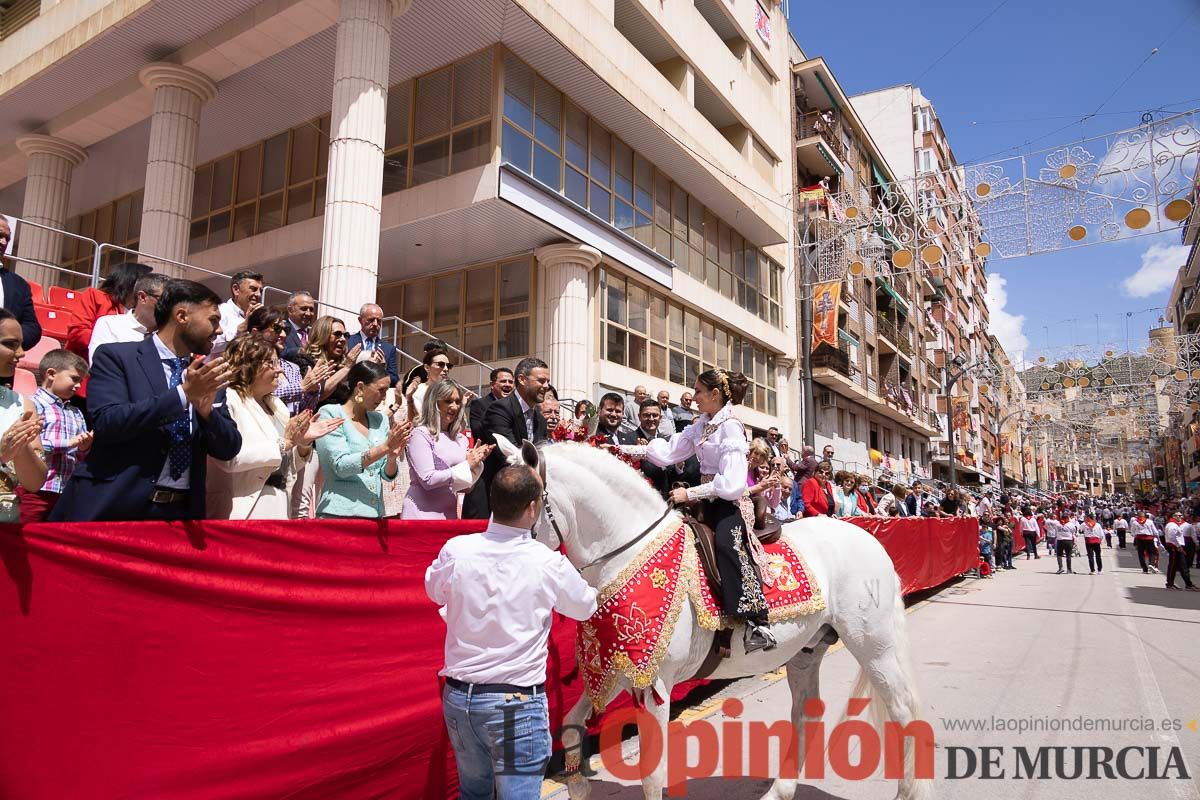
[207,335,342,520]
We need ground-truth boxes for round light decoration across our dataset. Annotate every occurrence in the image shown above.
[1041,382,1051,390]
[1078,376,1090,387]
[1058,164,1078,180]
[921,245,944,265]
[1164,198,1193,222]
[1104,376,1114,385]
[849,260,865,276]
[1038,356,1047,363]
[975,242,992,258]
[1124,207,1152,230]
[1105,350,1114,357]
[979,383,990,393]
[1107,409,1116,416]
[1062,377,1076,388]
[1192,369,1200,380]
[1175,369,1188,381]
[845,206,860,219]
[975,182,991,197]
[892,249,914,268]
[1068,225,1087,241]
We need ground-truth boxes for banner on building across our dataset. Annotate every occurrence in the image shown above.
[811,280,841,348]
[754,2,771,43]
[951,396,971,431]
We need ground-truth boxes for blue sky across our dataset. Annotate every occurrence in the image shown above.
[786,0,1200,365]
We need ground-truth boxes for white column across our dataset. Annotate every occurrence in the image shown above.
[535,243,602,400]
[317,0,408,318]
[138,63,217,273]
[15,134,87,289]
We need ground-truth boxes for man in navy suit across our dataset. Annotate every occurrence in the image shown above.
[0,216,42,350]
[281,290,316,367]
[50,279,242,522]
[347,302,399,387]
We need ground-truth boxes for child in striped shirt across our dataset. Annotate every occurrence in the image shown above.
[23,350,91,522]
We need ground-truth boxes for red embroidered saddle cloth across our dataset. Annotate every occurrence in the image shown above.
[577,519,824,710]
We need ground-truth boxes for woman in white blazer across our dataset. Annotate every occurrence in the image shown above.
[207,334,343,520]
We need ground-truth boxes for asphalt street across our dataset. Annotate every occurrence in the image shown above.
[544,542,1200,800]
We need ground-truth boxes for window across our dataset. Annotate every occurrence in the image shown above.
[60,190,144,288]
[916,107,933,134]
[918,148,936,174]
[600,268,777,413]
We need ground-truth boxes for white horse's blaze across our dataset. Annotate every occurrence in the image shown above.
[490,435,933,800]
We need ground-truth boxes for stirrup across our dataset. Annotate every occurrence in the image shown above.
[743,623,777,654]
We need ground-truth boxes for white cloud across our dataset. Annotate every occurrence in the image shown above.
[1120,243,1189,298]
[984,274,1029,357]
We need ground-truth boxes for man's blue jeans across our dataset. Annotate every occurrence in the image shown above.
[442,683,551,800]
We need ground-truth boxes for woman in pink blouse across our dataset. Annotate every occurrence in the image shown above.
[402,379,492,520]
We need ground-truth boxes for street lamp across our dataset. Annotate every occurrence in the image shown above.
[944,356,1001,491]
[993,407,1030,494]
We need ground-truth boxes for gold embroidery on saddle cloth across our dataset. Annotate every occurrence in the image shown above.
[688,534,826,630]
[732,525,768,616]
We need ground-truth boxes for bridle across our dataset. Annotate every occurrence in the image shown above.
[529,442,673,573]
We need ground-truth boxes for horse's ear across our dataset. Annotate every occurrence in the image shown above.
[520,440,540,472]
[493,434,522,465]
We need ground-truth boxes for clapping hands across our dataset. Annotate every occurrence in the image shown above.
[182,356,233,419]
[0,411,41,462]
[466,442,494,467]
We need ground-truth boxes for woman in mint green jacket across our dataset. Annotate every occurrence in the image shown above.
[314,361,411,519]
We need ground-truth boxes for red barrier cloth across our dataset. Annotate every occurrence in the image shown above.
[845,516,980,595]
[0,516,973,799]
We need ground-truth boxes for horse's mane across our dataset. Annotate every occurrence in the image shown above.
[540,441,666,508]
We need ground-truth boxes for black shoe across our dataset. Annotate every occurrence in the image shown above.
[744,624,777,654]
[1056,569,1065,574]
[1143,569,1150,573]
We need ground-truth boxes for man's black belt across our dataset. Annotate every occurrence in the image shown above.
[445,676,544,695]
[150,488,189,504]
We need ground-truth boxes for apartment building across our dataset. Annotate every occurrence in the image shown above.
[1165,177,1200,489]
[0,0,797,433]
[791,59,940,483]
[851,84,1000,486]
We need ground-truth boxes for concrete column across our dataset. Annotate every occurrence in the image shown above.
[655,57,694,106]
[15,134,87,289]
[317,0,409,317]
[535,242,602,401]
[138,63,217,273]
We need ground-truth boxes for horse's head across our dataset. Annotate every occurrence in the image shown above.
[492,434,669,572]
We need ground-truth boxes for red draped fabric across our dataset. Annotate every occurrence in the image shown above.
[0,516,974,799]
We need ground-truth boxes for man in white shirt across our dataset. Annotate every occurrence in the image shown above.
[212,270,263,355]
[1113,514,1129,549]
[1018,510,1041,560]
[1130,509,1159,574]
[1163,511,1197,590]
[1051,511,1077,574]
[1186,511,1200,570]
[427,465,597,800]
[88,273,168,361]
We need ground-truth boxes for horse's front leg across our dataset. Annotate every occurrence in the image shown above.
[562,694,594,800]
[638,688,672,800]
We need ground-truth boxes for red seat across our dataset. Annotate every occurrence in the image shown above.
[18,335,61,373]
[34,304,75,342]
[48,286,85,314]
[27,280,45,305]
[13,368,37,396]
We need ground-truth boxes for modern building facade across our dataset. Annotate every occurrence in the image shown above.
[1166,180,1200,489]
[851,84,1000,486]
[0,0,797,434]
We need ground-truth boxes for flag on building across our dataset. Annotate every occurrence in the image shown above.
[811,280,841,348]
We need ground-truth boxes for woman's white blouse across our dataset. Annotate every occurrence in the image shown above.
[624,404,747,502]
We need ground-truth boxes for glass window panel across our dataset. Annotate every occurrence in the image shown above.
[704,208,718,261]
[262,133,288,194]
[613,139,633,201]
[672,185,687,239]
[433,274,461,329]
[565,166,587,207]
[771,304,779,328]
[258,192,283,233]
[502,123,532,173]
[94,203,113,242]
[113,197,131,243]
[188,219,208,254]
[565,102,588,169]
[589,122,611,186]
[719,221,731,269]
[497,318,529,359]
[654,226,671,258]
[690,245,705,277]
[684,311,700,355]
[232,202,256,241]
[669,350,685,385]
[499,259,530,315]
[533,144,561,190]
[649,295,666,343]
[193,163,213,217]
[412,136,450,185]
[465,267,495,323]
[605,325,627,366]
[317,117,330,177]
[417,68,454,139]
[403,279,430,328]
[589,185,610,220]
[734,243,747,279]
[688,194,703,246]
[503,54,535,132]
[715,328,729,364]
[627,284,648,334]
[237,145,262,204]
[701,320,715,363]
[686,356,701,386]
[706,258,719,291]
[290,123,318,183]
[614,199,634,235]
[628,333,647,373]
[314,178,326,214]
[451,122,491,173]
[385,81,412,151]
[128,192,142,238]
[654,171,670,229]
[668,303,683,350]
[464,323,495,363]
[453,51,493,125]
[719,268,732,299]
[533,76,561,151]
[208,211,230,247]
[634,155,653,213]
[673,235,688,270]
[634,212,653,247]
[650,343,667,380]
[767,389,777,417]
[605,275,626,325]
[383,151,409,194]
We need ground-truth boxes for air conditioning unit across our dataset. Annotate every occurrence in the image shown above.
[819,390,838,408]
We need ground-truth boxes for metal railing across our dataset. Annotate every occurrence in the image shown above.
[796,110,848,164]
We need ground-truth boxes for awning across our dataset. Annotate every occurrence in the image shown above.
[876,276,909,314]
[838,328,859,346]
[872,162,892,201]
[816,142,844,174]
[815,72,840,111]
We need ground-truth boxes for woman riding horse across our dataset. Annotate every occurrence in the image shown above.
[621,368,776,653]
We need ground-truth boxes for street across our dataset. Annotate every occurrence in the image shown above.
[545,544,1200,800]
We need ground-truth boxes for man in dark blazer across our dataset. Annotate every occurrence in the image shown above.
[280,291,316,366]
[0,216,42,350]
[347,302,400,387]
[469,366,515,443]
[462,357,551,520]
[50,279,242,522]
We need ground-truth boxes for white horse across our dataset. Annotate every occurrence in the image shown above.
[493,435,931,800]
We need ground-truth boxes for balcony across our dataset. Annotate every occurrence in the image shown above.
[794,110,848,179]
[811,340,940,438]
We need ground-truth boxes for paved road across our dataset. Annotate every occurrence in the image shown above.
[545,543,1200,800]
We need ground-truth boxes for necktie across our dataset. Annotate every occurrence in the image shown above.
[299,328,309,347]
[165,356,192,480]
[524,409,534,440]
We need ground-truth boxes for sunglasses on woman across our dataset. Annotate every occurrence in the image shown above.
[431,360,451,369]
[330,331,348,339]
